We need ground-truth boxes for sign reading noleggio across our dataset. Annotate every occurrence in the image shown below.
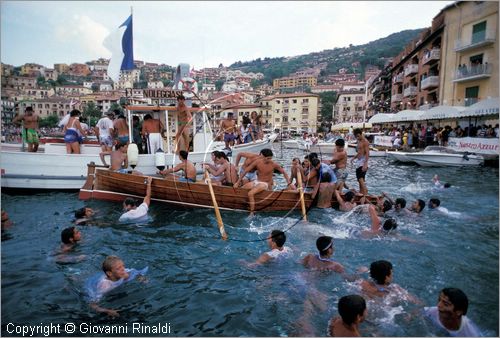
[5,322,172,336]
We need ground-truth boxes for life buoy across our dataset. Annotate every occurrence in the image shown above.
[176,77,198,98]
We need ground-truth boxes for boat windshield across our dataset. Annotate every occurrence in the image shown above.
[423,146,462,154]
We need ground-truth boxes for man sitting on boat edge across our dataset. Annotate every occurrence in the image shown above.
[157,150,197,183]
[233,148,292,216]
[99,142,142,175]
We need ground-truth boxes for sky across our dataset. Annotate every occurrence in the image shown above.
[1,1,455,69]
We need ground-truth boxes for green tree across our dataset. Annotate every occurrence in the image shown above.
[39,114,59,128]
[109,102,123,115]
[215,79,224,91]
[83,102,102,122]
[37,76,46,86]
[319,91,337,120]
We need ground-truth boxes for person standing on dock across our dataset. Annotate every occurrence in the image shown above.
[174,95,192,153]
[12,106,39,152]
[350,129,369,196]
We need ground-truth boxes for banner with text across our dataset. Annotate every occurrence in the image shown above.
[448,137,499,156]
[373,136,394,147]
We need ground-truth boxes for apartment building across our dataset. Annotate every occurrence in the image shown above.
[68,63,91,77]
[43,68,58,81]
[21,63,45,76]
[55,85,93,96]
[21,97,73,118]
[4,76,37,89]
[1,63,15,77]
[54,63,69,74]
[261,93,319,133]
[272,75,317,90]
[310,84,342,94]
[333,88,366,124]
[440,1,498,106]
[219,104,262,126]
[366,64,392,116]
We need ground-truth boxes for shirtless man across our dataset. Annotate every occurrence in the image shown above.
[302,156,320,193]
[361,204,398,237]
[12,106,39,152]
[233,148,291,216]
[328,295,367,337]
[219,112,237,149]
[204,152,238,186]
[302,236,344,273]
[350,129,369,195]
[142,113,164,154]
[99,142,129,173]
[158,150,197,183]
[289,157,305,190]
[113,113,129,145]
[328,138,348,190]
[234,151,262,185]
[174,95,192,153]
[335,190,361,212]
[316,172,336,208]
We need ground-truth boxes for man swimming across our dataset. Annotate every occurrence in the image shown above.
[301,236,344,273]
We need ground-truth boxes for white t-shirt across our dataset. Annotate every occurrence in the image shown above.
[119,202,149,223]
[423,306,482,337]
[96,117,114,138]
[266,246,292,260]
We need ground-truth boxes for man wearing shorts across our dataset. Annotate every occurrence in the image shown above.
[219,112,237,150]
[12,106,39,152]
[350,129,369,195]
[95,111,115,152]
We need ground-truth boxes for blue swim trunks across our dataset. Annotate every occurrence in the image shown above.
[224,133,235,142]
[118,135,129,144]
[178,177,196,183]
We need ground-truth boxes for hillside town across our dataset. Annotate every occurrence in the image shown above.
[1,1,497,140]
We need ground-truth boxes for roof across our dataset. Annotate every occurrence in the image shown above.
[261,92,319,100]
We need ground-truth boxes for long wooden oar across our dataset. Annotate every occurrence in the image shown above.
[296,172,308,221]
[204,170,228,240]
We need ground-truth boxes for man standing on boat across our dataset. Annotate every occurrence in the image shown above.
[233,148,292,216]
[95,111,115,152]
[113,112,130,145]
[12,106,39,152]
[350,129,369,196]
[142,113,164,154]
[219,112,237,150]
[174,95,192,153]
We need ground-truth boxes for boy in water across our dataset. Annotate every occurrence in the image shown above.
[53,227,86,263]
[361,204,398,237]
[301,236,344,273]
[433,174,451,189]
[87,255,148,317]
[119,176,153,223]
[328,295,367,337]
[423,287,482,336]
[409,199,426,213]
[251,230,292,265]
[74,207,95,225]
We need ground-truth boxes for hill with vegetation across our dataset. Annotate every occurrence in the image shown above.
[228,28,425,83]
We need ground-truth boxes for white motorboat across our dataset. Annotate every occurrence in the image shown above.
[281,139,302,149]
[1,105,277,190]
[386,150,420,163]
[403,146,484,167]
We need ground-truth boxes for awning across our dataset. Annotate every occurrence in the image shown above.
[418,105,466,121]
[368,113,395,124]
[331,122,372,130]
[392,109,424,122]
[460,98,499,118]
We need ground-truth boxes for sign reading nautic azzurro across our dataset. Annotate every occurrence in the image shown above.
[125,88,184,98]
[448,137,500,155]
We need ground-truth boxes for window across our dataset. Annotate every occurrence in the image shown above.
[469,54,483,65]
[275,118,280,122]
[292,99,297,103]
[284,109,289,113]
[276,100,280,104]
[465,86,479,106]
[302,108,309,113]
[292,118,296,121]
[472,21,486,44]
[282,117,288,122]
[284,100,289,104]
[302,98,309,103]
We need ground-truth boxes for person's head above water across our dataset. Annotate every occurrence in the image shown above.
[382,200,392,212]
[344,191,355,202]
[382,218,398,231]
[429,198,441,209]
[412,199,426,213]
[439,287,469,316]
[395,198,406,210]
[369,260,393,285]
[268,230,286,248]
[61,226,81,244]
[338,294,367,325]
[316,236,334,257]
[102,255,129,281]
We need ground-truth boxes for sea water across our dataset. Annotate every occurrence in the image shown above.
[1,144,498,336]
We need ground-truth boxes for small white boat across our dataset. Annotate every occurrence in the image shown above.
[403,146,484,167]
[386,150,419,163]
[281,139,302,149]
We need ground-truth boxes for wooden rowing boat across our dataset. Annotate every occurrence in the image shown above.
[79,163,379,213]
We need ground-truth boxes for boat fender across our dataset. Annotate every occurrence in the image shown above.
[155,148,166,170]
[127,143,139,168]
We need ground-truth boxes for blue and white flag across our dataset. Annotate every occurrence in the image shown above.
[103,14,134,83]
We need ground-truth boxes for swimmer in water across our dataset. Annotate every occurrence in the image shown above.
[301,236,344,273]
[409,199,426,214]
[53,227,86,263]
[87,255,148,317]
[74,207,94,225]
[328,294,367,337]
[361,204,398,238]
[360,260,421,304]
[335,190,364,212]
[251,230,292,266]
[433,174,451,189]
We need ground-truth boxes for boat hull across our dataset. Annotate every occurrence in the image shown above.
[80,166,313,213]
[386,151,416,163]
[407,153,484,166]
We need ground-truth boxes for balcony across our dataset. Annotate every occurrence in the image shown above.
[453,63,492,83]
[422,49,440,65]
[403,86,418,97]
[391,93,403,102]
[393,72,404,84]
[421,76,439,90]
[455,30,496,52]
[371,83,383,94]
[404,64,419,77]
